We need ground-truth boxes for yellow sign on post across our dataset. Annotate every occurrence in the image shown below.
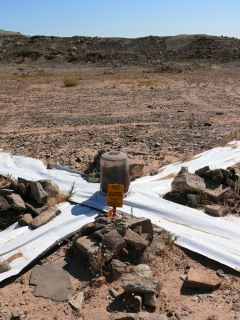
[107,184,124,208]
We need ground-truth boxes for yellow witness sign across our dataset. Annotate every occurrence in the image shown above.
[107,184,124,207]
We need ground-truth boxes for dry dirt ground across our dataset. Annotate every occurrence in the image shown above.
[0,65,240,320]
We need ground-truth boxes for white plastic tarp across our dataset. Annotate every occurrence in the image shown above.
[0,141,240,283]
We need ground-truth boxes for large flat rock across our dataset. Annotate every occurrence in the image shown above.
[30,263,73,301]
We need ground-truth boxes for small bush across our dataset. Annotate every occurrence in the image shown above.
[63,78,78,87]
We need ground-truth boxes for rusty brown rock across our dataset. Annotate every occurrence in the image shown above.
[183,268,222,290]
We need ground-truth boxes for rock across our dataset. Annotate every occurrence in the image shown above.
[113,313,138,320]
[110,259,127,277]
[129,163,145,181]
[25,201,48,216]
[203,169,224,184]
[179,166,188,174]
[140,247,154,264]
[121,264,161,295]
[29,207,61,229]
[102,230,125,262]
[226,198,235,207]
[139,312,168,320]
[123,228,148,250]
[187,193,199,207]
[0,188,14,195]
[125,294,142,312]
[183,268,222,290]
[153,227,163,234]
[30,263,73,301]
[75,235,100,259]
[220,168,231,180]
[0,195,10,211]
[11,179,27,198]
[205,205,224,217]
[38,179,59,199]
[150,234,165,253]
[195,166,210,177]
[18,213,33,226]
[12,308,23,319]
[0,260,11,273]
[109,288,120,299]
[92,225,115,239]
[171,172,229,201]
[126,217,153,238]
[143,292,157,308]
[29,181,48,204]
[69,292,84,311]
[5,193,26,211]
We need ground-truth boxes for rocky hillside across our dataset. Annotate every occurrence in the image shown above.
[0,32,240,69]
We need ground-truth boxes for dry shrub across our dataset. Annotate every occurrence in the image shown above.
[63,78,78,87]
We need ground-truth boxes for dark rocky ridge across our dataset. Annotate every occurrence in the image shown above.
[0,33,240,69]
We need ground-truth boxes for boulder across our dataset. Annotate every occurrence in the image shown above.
[203,169,224,184]
[11,179,27,198]
[0,260,11,273]
[25,201,48,217]
[5,193,26,211]
[30,207,61,229]
[195,166,210,177]
[69,292,84,312]
[102,230,125,262]
[29,181,48,204]
[126,217,153,238]
[143,292,157,308]
[183,268,222,290]
[123,228,148,250]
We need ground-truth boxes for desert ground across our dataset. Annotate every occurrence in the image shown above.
[0,64,240,320]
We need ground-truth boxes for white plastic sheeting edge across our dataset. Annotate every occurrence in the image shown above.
[0,141,240,283]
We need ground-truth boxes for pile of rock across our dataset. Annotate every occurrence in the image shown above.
[0,174,61,230]
[165,163,240,216]
[74,214,166,311]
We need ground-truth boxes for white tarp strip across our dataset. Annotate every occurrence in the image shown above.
[0,141,240,282]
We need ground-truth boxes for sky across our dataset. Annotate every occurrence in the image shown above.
[0,0,240,39]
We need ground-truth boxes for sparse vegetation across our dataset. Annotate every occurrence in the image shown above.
[63,78,78,87]
[167,232,179,246]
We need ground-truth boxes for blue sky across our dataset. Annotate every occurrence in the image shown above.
[1,0,240,38]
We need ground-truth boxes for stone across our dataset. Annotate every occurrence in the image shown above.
[25,201,48,216]
[69,292,84,311]
[226,198,235,207]
[143,292,157,308]
[0,188,14,195]
[125,294,142,312]
[0,260,11,273]
[110,259,127,277]
[183,268,222,290]
[140,247,154,264]
[92,224,115,239]
[30,263,73,301]
[29,181,48,204]
[113,313,138,320]
[5,193,26,211]
[203,169,224,184]
[109,288,119,299]
[18,213,33,226]
[187,193,199,207]
[153,227,163,234]
[75,235,100,259]
[123,228,148,250]
[139,312,168,320]
[179,166,188,174]
[195,166,210,177]
[0,195,10,211]
[121,264,160,295]
[205,205,224,217]
[126,217,153,238]
[38,179,59,199]
[102,230,125,262]
[150,234,165,253]
[12,308,23,319]
[11,179,27,198]
[29,207,61,229]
